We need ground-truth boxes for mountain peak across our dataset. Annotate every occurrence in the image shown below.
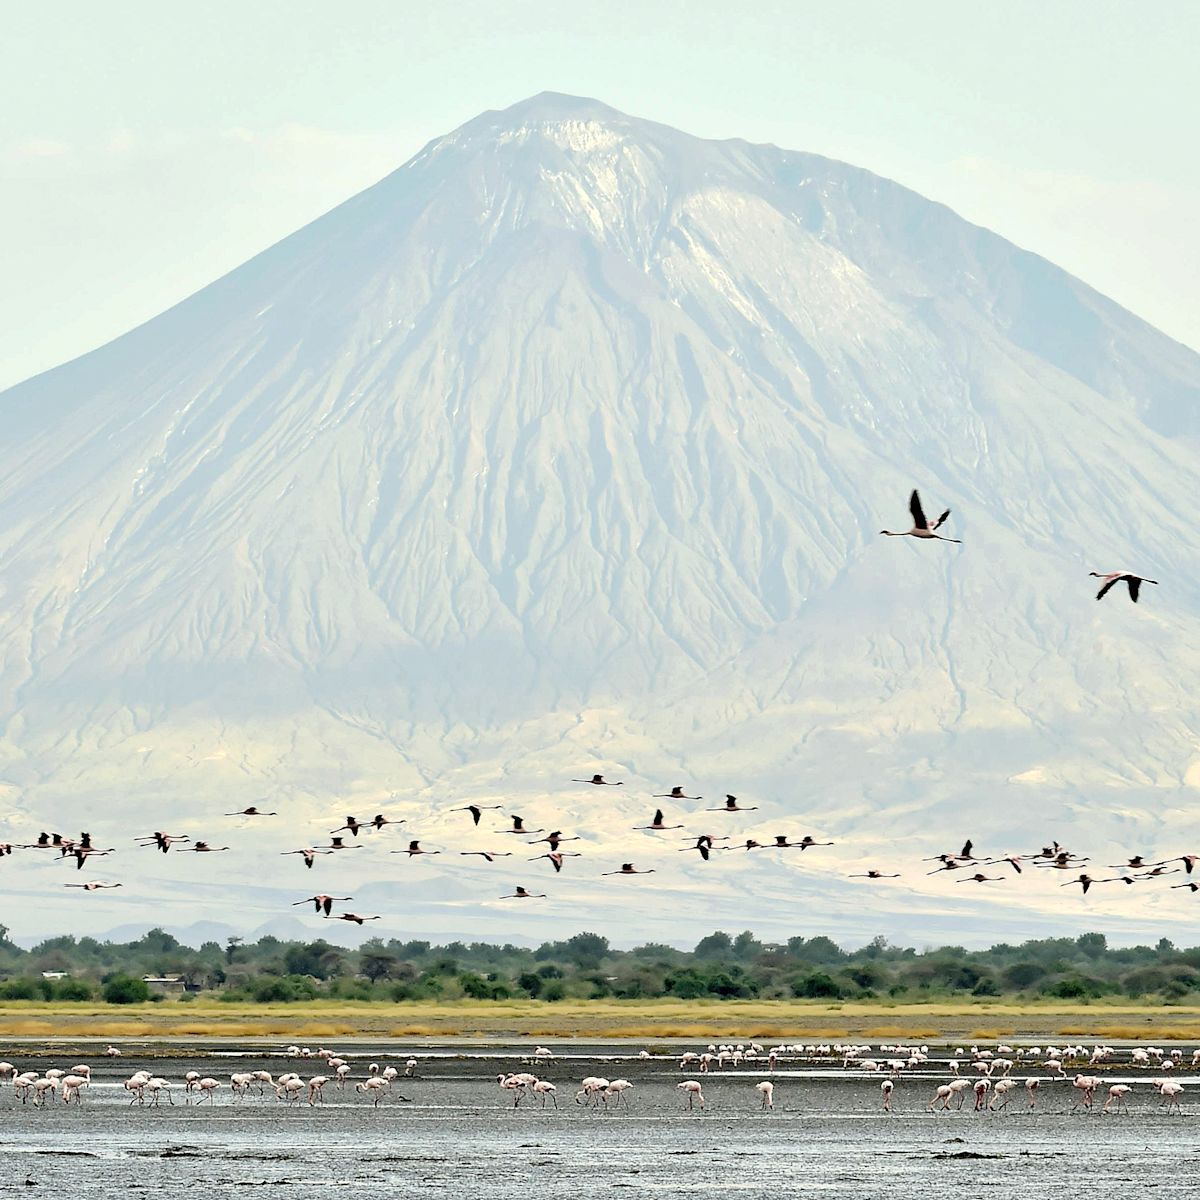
[2,99,1200,944]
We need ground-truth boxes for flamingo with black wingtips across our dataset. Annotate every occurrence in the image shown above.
[634,809,685,832]
[502,815,545,836]
[602,863,656,876]
[455,805,503,826]
[282,848,333,869]
[653,786,701,799]
[572,774,623,786]
[707,795,757,813]
[528,851,583,873]
[293,895,352,916]
[1089,572,1158,603]
[880,489,961,543]
[394,841,441,857]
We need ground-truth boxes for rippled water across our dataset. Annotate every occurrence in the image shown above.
[4,1043,1198,1197]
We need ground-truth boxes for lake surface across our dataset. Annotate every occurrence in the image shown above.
[4,1042,1198,1197]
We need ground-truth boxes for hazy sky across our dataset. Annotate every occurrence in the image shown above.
[3,0,1196,391]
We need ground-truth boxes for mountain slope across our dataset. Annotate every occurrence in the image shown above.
[2,93,1200,944]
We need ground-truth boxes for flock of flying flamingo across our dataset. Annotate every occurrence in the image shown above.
[0,490,1176,925]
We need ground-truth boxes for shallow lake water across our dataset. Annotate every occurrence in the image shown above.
[4,1042,1198,1197]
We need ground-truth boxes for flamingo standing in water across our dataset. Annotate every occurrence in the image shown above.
[880,489,961,543]
[756,1081,774,1110]
[678,1080,705,1110]
[1089,572,1157,603]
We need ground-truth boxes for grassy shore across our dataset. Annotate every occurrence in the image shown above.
[0,998,1192,1042]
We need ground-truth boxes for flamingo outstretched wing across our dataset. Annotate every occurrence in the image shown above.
[909,490,928,530]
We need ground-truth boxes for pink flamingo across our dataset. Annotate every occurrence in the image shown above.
[880,489,961,543]
[1089,572,1157,603]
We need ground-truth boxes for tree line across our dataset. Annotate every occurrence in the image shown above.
[1,924,1198,1004]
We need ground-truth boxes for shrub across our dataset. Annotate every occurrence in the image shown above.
[103,975,151,1004]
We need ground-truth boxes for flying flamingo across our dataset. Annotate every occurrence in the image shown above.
[64,847,115,870]
[64,881,123,891]
[956,874,1005,884]
[1159,854,1200,874]
[635,809,685,831]
[369,814,402,830]
[282,848,333,869]
[179,841,229,853]
[707,795,757,813]
[880,489,961,543]
[1170,882,1200,893]
[601,863,656,876]
[528,852,582,873]
[394,841,441,856]
[679,835,729,861]
[849,870,901,879]
[135,832,190,853]
[226,806,276,817]
[503,816,545,835]
[330,816,366,836]
[1089,572,1158,603]
[331,913,380,925]
[293,895,352,916]
[984,854,1024,874]
[501,886,546,899]
[530,831,582,851]
[572,774,624,786]
[455,805,502,826]
[653,786,701,799]
[459,851,514,862]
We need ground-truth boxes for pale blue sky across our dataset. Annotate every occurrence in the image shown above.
[3,0,1196,389]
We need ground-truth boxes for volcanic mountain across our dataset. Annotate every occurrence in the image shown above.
[2,94,1200,943]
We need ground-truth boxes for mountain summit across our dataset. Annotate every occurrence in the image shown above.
[2,95,1200,942]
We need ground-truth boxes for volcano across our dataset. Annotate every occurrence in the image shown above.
[2,94,1199,943]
